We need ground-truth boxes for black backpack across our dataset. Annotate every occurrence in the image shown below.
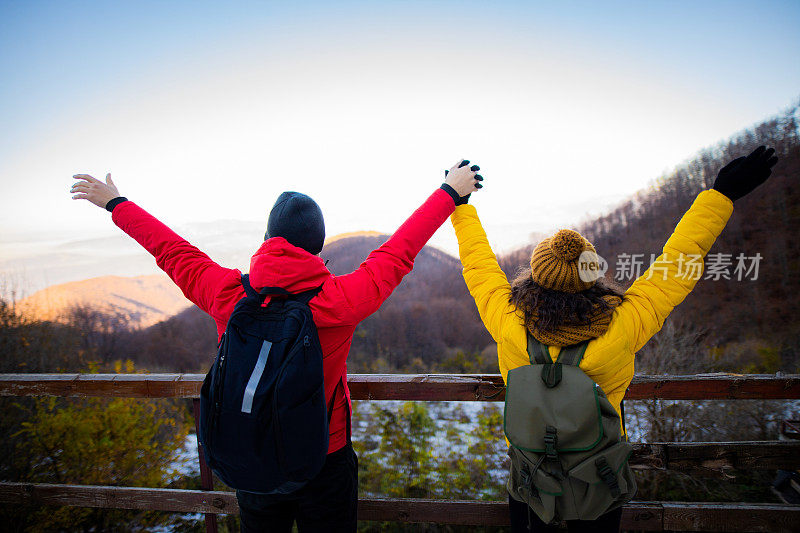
[199,274,335,494]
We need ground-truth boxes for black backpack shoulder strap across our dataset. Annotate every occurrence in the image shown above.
[556,340,590,367]
[241,273,259,299]
[292,284,324,306]
[326,378,340,426]
[326,375,352,442]
[526,332,552,365]
[242,274,319,302]
[241,274,290,299]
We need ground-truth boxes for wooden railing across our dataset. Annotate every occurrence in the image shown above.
[1,373,799,532]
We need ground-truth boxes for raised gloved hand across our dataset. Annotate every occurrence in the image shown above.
[442,159,483,205]
[712,146,778,201]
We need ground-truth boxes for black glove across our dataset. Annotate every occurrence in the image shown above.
[442,161,483,205]
[712,146,778,201]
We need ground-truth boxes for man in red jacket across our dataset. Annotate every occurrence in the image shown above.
[70,160,482,532]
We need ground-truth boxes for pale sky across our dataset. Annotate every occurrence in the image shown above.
[1,1,799,293]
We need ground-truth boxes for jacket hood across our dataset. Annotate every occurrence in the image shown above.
[249,237,331,302]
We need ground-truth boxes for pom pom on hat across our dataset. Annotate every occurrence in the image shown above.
[550,229,585,261]
[530,228,597,293]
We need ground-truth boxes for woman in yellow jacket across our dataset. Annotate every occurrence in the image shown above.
[449,146,778,533]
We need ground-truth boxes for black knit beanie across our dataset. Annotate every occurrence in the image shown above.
[265,191,325,255]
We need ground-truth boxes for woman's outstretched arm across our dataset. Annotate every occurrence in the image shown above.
[611,146,778,353]
[451,204,519,347]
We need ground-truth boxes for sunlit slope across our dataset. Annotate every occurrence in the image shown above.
[18,275,190,329]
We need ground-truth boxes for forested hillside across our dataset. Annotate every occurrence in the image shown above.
[576,105,799,372]
[495,105,799,373]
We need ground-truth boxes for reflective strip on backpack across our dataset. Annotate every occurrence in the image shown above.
[242,340,272,414]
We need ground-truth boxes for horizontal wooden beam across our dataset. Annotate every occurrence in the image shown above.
[660,501,800,532]
[0,373,202,398]
[629,441,800,474]
[349,373,506,401]
[625,373,800,400]
[0,482,238,514]
[1,372,798,400]
[1,483,799,531]
[356,497,667,529]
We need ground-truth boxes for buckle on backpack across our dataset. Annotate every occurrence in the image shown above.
[541,363,563,388]
[595,457,621,498]
[544,426,558,461]
[542,426,566,480]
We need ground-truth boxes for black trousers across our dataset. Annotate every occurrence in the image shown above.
[236,443,358,533]
[509,493,622,533]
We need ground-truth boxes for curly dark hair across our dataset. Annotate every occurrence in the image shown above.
[509,268,624,333]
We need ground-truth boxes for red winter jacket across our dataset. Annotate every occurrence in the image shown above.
[112,188,456,454]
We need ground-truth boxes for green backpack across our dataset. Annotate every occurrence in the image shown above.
[504,334,637,524]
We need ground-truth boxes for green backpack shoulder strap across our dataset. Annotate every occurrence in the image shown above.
[526,333,590,367]
[526,333,552,365]
[556,340,590,367]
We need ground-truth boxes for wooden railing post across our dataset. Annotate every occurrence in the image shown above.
[192,398,218,533]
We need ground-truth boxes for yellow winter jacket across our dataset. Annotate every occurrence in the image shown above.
[451,189,734,434]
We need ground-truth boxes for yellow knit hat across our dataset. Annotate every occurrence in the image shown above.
[530,229,599,293]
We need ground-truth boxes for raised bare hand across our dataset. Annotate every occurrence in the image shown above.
[71,173,120,209]
[444,159,482,202]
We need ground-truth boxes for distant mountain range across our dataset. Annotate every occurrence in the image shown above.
[10,106,799,374]
[0,216,538,300]
[0,219,268,299]
[17,275,190,329]
[14,231,473,335]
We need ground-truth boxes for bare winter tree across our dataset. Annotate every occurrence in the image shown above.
[66,304,132,365]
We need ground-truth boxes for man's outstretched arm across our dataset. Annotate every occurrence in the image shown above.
[71,173,240,320]
[334,160,483,324]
